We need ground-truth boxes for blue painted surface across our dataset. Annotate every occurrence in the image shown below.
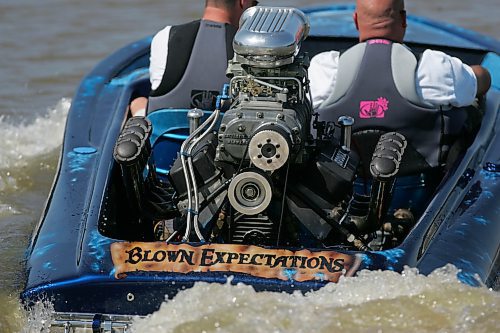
[88,230,113,273]
[482,53,500,90]
[73,146,98,154]
[67,151,95,173]
[109,68,149,86]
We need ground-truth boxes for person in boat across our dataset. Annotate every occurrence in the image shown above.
[130,0,259,116]
[308,0,491,172]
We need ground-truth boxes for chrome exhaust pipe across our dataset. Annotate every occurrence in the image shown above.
[366,132,407,231]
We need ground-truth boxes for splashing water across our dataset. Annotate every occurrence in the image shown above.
[127,265,499,333]
[0,98,69,169]
[17,298,54,333]
[0,98,69,194]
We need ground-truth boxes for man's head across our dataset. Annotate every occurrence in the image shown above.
[353,0,407,42]
[205,0,258,27]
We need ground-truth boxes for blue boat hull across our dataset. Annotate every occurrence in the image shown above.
[21,4,500,322]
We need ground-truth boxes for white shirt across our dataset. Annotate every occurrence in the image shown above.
[308,48,478,109]
[149,25,172,91]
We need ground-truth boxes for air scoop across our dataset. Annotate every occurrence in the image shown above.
[233,6,310,68]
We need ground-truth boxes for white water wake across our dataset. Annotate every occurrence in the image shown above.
[0,98,69,193]
[130,265,499,333]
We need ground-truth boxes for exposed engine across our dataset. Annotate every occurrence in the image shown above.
[114,7,413,251]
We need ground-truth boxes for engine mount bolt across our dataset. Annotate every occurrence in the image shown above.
[237,113,243,118]
[220,124,226,132]
[257,112,264,118]
[277,113,284,120]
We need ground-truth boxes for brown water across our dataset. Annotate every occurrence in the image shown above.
[0,1,498,332]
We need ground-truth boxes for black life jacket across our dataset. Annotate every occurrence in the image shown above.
[317,39,467,171]
[148,20,237,113]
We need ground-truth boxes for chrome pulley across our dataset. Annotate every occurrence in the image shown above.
[228,170,273,215]
[248,129,290,171]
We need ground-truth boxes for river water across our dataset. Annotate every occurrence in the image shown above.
[0,0,498,332]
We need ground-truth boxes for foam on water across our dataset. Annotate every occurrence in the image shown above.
[0,98,69,196]
[0,98,69,169]
[127,265,498,333]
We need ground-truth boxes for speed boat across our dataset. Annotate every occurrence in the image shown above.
[21,4,499,332]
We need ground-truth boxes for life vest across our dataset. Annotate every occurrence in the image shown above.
[317,39,467,169]
[148,20,237,112]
